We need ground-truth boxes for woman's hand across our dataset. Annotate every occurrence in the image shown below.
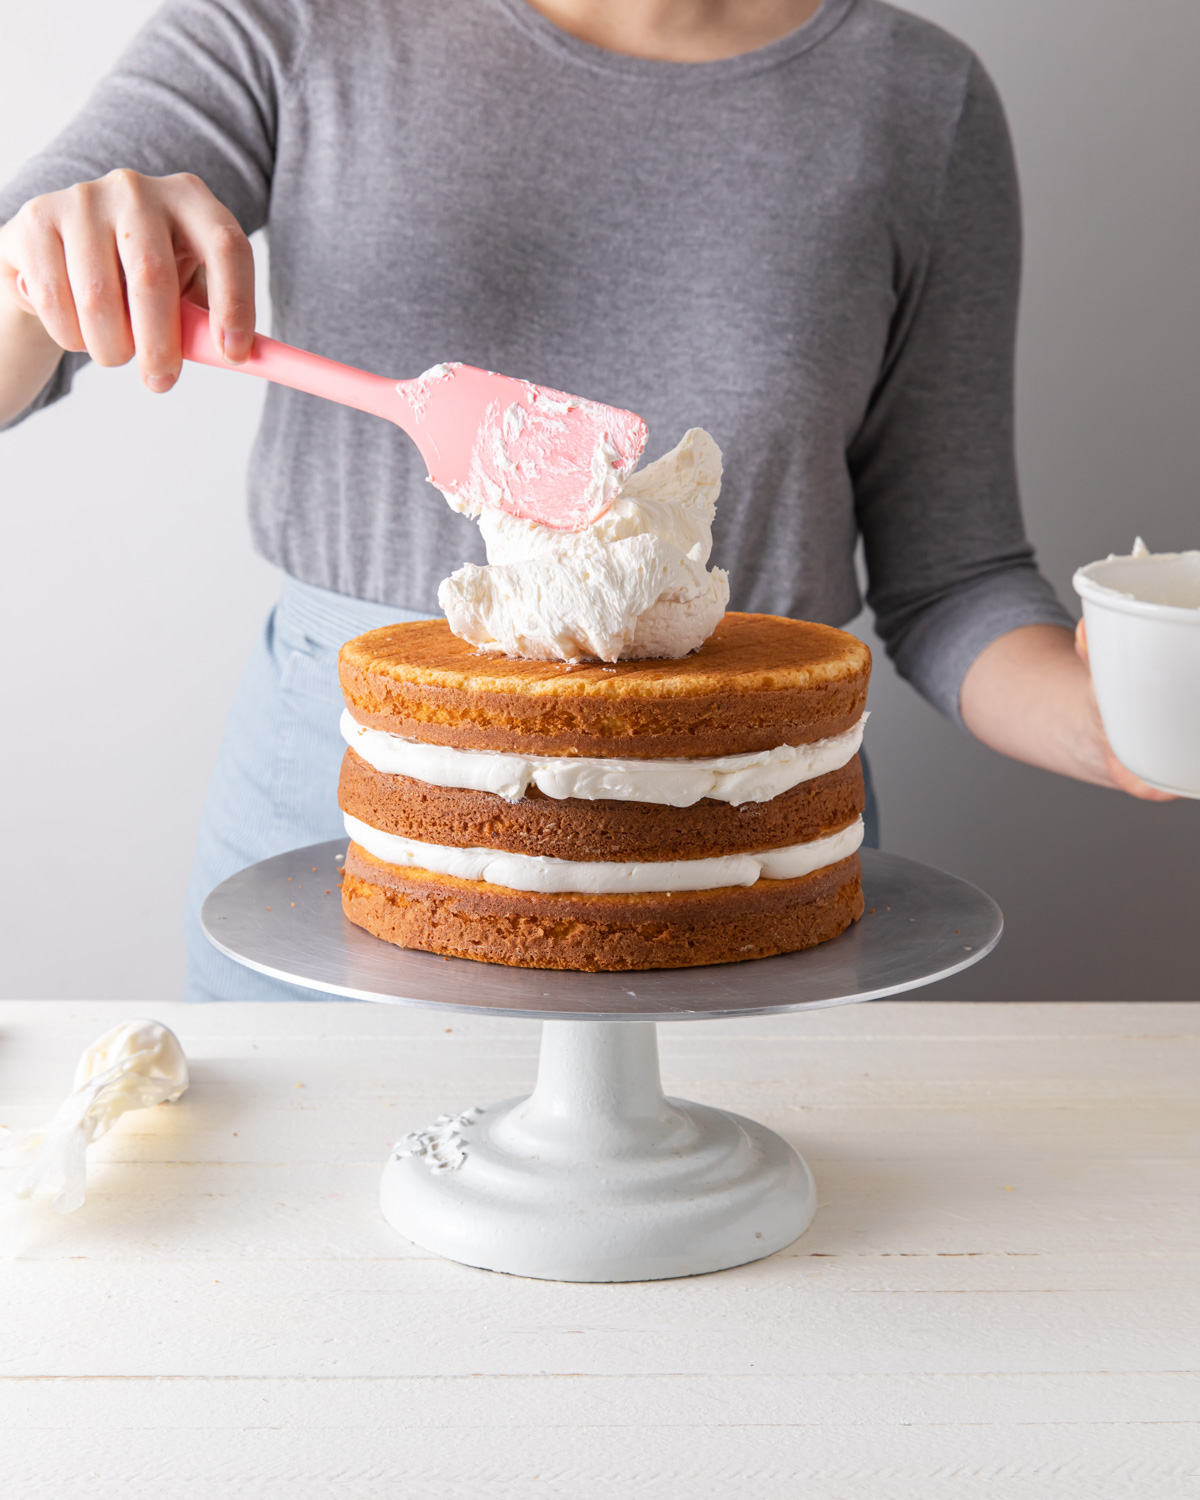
[1070,619,1174,799]
[959,622,1175,801]
[0,169,254,422]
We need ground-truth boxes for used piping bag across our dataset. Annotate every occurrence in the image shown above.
[1,1018,188,1215]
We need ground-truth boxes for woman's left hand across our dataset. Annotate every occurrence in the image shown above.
[959,622,1176,800]
[1072,620,1174,800]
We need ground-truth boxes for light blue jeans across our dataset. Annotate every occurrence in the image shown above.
[183,575,881,1001]
[183,577,428,1002]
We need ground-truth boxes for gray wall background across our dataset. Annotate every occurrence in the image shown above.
[1,0,1197,1002]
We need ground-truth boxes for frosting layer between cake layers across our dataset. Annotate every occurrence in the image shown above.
[340,708,867,807]
[343,811,864,895]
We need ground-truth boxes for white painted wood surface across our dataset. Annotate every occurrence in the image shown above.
[1,999,1197,1499]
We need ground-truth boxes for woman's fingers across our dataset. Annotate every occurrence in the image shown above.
[60,180,135,367]
[176,185,255,363]
[117,208,184,393]
[1080,636,1178,801]
[1,169,255,391]
[6,203,85,353]
[1103,749,1177,802]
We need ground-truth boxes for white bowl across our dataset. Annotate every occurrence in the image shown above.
[1073,550,1200,797]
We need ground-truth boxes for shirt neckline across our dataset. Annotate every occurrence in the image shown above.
[487,0,860,83]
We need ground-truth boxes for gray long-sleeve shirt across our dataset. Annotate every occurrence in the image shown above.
[1,0,1073,721]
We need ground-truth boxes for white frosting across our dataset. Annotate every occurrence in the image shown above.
[1075,539,1200,610]
[341,708,867,808]
[344,812,864,895]
[438,428,730,662]
[407,362,458,418]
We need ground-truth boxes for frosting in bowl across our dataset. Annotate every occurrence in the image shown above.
[1074,539,1200,614]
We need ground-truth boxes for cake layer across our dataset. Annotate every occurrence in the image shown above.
[340,612,870,758]
[342,843,864,971]
[340,707,867,807]
[339,748,865,862]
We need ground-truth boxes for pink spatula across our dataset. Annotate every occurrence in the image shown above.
[179,300,646,530]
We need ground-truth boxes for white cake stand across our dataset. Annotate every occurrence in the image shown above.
[203,844,1001,1282]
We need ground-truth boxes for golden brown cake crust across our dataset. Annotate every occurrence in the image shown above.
[339,612,870,758]
[338,748,865,863]
[341,842,863,971]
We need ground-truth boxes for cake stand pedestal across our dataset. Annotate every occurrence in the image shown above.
[203,845,1001,1282]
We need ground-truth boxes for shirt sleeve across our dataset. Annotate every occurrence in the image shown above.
[848,55,1074,726]
[0,0,302,430]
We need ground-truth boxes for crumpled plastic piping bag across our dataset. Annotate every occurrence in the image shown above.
[0,1018,188,1214]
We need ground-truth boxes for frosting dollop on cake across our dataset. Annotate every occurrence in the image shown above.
[437,428,730,662]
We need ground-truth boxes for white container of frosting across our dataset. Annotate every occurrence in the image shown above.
[1073,541,1200,797]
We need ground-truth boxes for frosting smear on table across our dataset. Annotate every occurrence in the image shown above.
[437,428,731,661]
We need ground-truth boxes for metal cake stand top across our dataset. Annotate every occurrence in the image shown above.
[201,842,1002,1021]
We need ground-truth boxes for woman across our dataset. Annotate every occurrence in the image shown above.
[0,0,1166,1000]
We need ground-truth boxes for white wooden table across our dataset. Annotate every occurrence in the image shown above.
[1,1000,1197,1499]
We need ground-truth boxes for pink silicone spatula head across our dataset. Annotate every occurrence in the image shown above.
[179,301,647,530]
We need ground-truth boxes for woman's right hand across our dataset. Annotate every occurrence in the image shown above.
[0,168,255,398]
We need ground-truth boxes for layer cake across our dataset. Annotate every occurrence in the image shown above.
[337,612,871,971]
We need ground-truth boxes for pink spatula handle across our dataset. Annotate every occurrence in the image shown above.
[178,299,410,430]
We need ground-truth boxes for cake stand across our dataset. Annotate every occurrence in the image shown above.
[202,844,1001,1282]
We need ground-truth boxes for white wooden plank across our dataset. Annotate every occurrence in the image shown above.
[8,1096,1198,1168]
[2,1257,1197,1377]
[4,1021,1197,1151]
[3,1146,1196,1261]
[3,998,1198,1043]
[4,1370,1199,1430]
[3,1032,1191,1099]
[1,1417,1197,1500]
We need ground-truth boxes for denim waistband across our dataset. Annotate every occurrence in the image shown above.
[275,574,432,650]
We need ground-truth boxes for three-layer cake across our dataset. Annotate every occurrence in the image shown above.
[336,611,871,971]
